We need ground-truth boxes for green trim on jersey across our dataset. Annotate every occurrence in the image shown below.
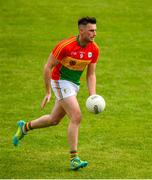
[60,66,83,85]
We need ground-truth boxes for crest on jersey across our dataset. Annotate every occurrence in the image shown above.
[69,60,76,66]
[88,52,92,58]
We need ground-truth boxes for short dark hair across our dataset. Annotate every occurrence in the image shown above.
[78,17,96,26]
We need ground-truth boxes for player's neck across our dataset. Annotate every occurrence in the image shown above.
[77,35,88,47]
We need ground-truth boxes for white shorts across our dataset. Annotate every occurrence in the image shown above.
[51,79,80,100]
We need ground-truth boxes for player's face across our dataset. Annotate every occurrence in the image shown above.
[81,23,97,42]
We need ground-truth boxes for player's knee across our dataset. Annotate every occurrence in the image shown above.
[47,115,60,126]
[51,120,60,126]
[71,112,82,124]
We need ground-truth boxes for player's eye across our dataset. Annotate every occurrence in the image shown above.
[89,29,96,32]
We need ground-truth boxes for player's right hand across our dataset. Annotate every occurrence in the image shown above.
[41,93,51,110]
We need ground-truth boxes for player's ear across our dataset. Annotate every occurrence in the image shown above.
[79,25,85,34]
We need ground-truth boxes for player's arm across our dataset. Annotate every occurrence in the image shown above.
[41,54,58,109]
[86,63,97,96]
[44,53,58,94]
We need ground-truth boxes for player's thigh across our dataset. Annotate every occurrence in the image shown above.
[59,96,82,122]
[51,100,66,122]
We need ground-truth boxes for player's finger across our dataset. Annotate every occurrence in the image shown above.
[41,97,47,109]
[47,95,51,102]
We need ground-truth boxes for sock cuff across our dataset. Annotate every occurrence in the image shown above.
[70,150,78,160]
[29,122,33,129]
[70,150,77,153]
[25,122,33,131]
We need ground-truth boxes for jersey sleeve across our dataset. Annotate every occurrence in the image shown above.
[91,43,99,63]
[51,40,67,62]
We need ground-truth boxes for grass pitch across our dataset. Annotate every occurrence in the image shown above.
[0,0,152,178]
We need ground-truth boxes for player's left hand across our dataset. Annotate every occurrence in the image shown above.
[41,93,51,109]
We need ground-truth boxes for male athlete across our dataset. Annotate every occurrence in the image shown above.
[13,17,99,170]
